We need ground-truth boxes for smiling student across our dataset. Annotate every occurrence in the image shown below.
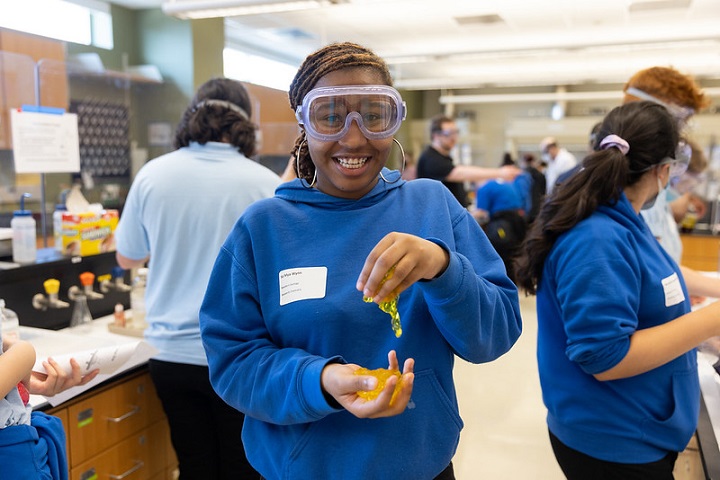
[199,42,522,480]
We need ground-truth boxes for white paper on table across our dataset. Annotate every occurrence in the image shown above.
[32,341,158,407]
[34,342,146,375]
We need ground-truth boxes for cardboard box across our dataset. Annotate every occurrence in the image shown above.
[61,210,118,257]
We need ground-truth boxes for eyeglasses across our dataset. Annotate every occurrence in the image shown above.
[625,86,695,127]
[439,129,460,137]
[295,85,406,142]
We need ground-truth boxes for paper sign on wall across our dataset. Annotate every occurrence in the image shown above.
[10,108,81,173]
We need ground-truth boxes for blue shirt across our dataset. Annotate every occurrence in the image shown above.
[475,180,523,216]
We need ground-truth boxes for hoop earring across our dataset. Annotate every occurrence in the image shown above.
[295,140,317,188]
[379,138,406,184]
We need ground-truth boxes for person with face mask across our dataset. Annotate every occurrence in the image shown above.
[514,101,720,479]
[624,66,720,302]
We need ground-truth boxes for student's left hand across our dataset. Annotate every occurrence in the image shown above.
[356,232,449,303]
[25,357,100,397]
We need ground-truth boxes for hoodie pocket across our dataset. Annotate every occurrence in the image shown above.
[283,369,463,480]
[640,370,699,452]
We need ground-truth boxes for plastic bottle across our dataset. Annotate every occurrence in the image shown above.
[130,267,148,326]
[53,190,69,253]
[0,299,21,343]
[11,193,37,264]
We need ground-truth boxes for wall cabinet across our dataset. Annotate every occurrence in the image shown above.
[0,28,68,150]
[47,367,178,480]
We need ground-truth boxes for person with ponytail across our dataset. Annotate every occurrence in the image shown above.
[199,42,521,480]
[515,101,720,479]
[116,77,281,479]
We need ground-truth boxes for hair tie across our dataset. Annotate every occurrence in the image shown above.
[599,134,630,155]
[194,99,249,120]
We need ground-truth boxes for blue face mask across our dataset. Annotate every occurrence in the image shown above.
[642,175,668,211]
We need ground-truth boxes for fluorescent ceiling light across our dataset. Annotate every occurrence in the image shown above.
[162,0,323,19]
[438,88,720,105]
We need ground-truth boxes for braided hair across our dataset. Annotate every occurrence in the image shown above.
[174,77,256,157]
[288,42,393,182]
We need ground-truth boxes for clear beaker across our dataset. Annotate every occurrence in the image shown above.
[69,294,92,331]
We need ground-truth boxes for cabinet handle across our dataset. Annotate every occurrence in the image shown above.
[105,405,140,423]
[108,460,144,479]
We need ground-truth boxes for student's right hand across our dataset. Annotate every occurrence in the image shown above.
[26,357,100,397]
[321,350,414,419]
[356,232,449,304]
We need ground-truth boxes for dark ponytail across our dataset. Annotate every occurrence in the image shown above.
[515,101,678,294]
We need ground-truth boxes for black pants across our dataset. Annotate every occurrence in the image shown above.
[549,430,677,480]
[434,462,455,480]
[149,359,260,480]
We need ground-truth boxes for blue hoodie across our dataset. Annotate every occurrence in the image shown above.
[200,169,522,480]
[537,193,697,464]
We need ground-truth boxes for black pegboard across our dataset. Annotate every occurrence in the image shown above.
[0,250,130,330]
[70,99,130,178]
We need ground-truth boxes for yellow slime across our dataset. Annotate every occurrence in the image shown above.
[354,367,403,405]
[363,266,402,337]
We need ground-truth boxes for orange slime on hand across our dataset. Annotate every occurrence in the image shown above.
[354,367,403,405]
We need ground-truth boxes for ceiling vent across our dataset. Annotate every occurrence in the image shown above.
[629,0,692,13]
[454,14,505,26]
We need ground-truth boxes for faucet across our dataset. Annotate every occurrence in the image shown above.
[99,266,132,293]
[68,272,105,302]
[32,278,70,310]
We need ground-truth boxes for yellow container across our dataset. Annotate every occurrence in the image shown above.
[61,210,118,256]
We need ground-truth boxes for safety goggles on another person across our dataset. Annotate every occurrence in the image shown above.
[625,86,695,128]
[634,140,691,179]
[296,85,406,142]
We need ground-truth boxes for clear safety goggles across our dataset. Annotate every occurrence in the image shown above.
[660,140,691,179]
[625,86,695,127]
[634,140,690,179]
[295,85,406,141]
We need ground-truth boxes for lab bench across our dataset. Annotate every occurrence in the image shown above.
[21,314,177,480]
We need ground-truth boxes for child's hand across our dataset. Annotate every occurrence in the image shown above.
[26,357,100,397]
[321,350,415,419]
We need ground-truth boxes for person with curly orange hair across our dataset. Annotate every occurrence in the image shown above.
[623,66,720,302]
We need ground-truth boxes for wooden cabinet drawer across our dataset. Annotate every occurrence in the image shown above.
[71,422,168,480]
[67,373,155,465]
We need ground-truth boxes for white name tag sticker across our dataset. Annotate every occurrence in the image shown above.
[279,267,327,306]
[661,272,685,307]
